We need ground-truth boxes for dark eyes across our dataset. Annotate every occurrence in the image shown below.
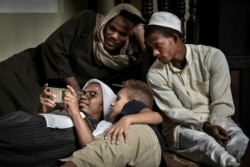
[154,43,162,48]
[77,91,97,99]
[108,25,128,37]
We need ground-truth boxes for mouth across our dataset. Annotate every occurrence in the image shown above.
[157,56,163,61]
[109,107,114,114]
[107,40,115,46]
[79,100,89,107]
[106,42,116,49]
[106,37,118,47]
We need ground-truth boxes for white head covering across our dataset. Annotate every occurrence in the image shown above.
[83,79,116,121]
[148,11,182,33]
[40,79,116,129]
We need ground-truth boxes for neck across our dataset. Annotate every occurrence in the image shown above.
[172,43,186,69]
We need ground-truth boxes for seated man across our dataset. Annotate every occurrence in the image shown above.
[59,80,164,167]
[145,11,249,167]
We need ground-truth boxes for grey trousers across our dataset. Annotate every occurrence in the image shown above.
[172,125,249,167]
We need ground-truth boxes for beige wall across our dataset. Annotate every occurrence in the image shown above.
[0,0,88,61]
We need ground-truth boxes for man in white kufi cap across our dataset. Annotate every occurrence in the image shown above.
[145,11,249,167]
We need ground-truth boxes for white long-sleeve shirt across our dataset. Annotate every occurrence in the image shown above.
[40,110,112,137]
[147,44,236,148]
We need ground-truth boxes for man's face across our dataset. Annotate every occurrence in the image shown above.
[78,83,103,120]
[103,15,134,52]
[109,88,129,121]
[145,32,177,64]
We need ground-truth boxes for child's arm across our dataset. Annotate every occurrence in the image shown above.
[105,100,162,144]
[122,108,162,125]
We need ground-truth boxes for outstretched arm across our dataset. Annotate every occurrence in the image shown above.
[64,77,81,92]
[105,107,162,144]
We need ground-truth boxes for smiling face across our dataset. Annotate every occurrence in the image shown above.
[145,31,177,64]
[78,83,103,121]
[109,88,129,121]
[103,15,134,53]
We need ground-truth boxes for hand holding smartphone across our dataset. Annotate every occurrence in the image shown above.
[47,87,70,103]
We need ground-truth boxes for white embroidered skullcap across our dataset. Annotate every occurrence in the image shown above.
[148,11,182,33]
[83,79,116,121]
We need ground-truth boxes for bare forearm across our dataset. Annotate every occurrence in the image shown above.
[64,77,81,92]
[133,24,145,53]
[124,108,162,125]
[71,112,94,148]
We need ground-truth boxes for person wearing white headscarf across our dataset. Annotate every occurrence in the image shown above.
[40,78,116,129]
[0,3,145,117]
[59,79,164,167]
[0,79,116,167]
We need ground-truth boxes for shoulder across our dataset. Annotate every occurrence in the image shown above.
[148,59,166,71]
[187,44,219,52]
[186,44,226,62]
[186,44,228,71]
[186,44,224,57]
[113,100,147,123]
[147,59,168,80]
[75,10,97,18]
[69,10,97,26]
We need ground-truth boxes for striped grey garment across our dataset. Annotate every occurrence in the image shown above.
[92,3,144,70]
[0,111,78,167]
[84,116,99,132]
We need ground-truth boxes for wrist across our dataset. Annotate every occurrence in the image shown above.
[203,121,212,132]
[122,116,132,125]
[134,23,145,29]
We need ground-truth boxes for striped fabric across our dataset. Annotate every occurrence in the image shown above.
[0,111,79,167]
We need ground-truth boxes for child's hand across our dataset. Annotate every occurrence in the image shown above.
[104,117,131,144]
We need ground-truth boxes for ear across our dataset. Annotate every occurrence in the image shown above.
[171,33,179,43]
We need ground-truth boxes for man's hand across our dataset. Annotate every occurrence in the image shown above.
[203,121,229,147]
[130,24,145,52]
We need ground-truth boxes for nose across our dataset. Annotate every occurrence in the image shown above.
[77,92,85,100]
[152,49,160,57]
[80,94,88,100]
[110,32,119,41]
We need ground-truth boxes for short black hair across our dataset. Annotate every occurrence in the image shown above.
[119,9,145,25]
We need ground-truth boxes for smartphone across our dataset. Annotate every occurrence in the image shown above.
[47,87,69,103]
